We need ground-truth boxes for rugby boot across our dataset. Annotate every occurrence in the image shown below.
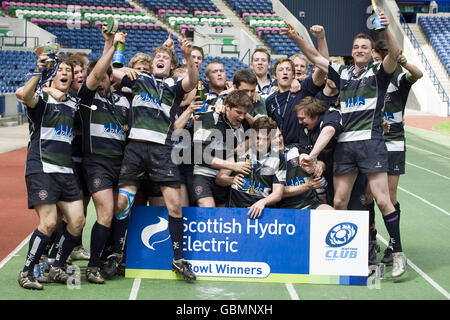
[18,271,43,290]
[69,245,90,261]
[391,252,407,278]
[49,266,69,283]
[381,241,394,265]
[102,253,122,278]
[172,259,196,282]
[86,267,105,284]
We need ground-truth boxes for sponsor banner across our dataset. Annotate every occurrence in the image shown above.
[125,206,368,285]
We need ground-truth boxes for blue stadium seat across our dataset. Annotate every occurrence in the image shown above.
[419,16,450,69]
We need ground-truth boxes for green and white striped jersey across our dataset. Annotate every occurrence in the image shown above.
[121,72,185,146]
[328,61,392,142]
[382,66,414,152]
[25,93,78,175]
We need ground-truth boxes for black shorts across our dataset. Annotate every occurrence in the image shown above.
[387,150,405,175]
[118,140,180,188]
[192,174,230,205]
[73,160,89,196]
[138,179,163,197]
[83,156,123,194]
[180,164,196,205]
[26,173,82,209]
[333,139,388,175]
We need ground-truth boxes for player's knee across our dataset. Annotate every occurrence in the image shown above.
[374,197,390,212]
[333,195,348,210]
[115,189,136,220]
[73,215,86,232]
[168,206,182,218]
[40,220,57,236]
[97,214,113,228]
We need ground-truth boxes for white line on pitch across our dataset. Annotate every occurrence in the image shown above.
[398,186,450,216]
[407,145,450,160]
[376,234,450,300]
[285,283,300,300]
[0,232,32,270]
[129,278,142,300]
[406,161,450,180]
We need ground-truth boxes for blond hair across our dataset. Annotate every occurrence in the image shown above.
[129,52,152,69]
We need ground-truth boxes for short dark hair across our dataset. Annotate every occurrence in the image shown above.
[233,68,257,87]
[353,33,375,49]
[57,54,75,80]
[192,45,204,58]
[374,40,388,59]
[87,59,112,77]
[224,89,253,112]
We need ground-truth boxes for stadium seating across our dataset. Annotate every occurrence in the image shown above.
[0,0,304,95]
[0,50,36,95]
[138,0,217,13]
[225,0,272,15]
[200,56,250,82]
[243,12,285,36]
[222,1,300,59]
[418,16,450,74]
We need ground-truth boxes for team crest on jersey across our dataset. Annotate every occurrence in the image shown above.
[38,190,48,200]
[289,157,299,167]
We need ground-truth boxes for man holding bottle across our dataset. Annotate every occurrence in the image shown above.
[281,10,407,279]
[112,34,198,281]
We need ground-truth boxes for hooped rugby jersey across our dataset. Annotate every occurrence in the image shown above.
[328,61,392,142]
[229,147,286,207]
[382,66,414,152]
[121,72,186,146]
[277,145,318,209]
[78,81,131,158]
[192,111,245,178]
[25,92,78,176]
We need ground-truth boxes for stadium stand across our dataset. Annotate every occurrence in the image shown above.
[0,0,257,95]
[225,0,272,15]
[2,0,446,97]
[0,50,35,94]
[201,55,249,82]
[418,15,450,74]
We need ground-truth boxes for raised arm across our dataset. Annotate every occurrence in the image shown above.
[179,34,198,92]
[398,51,423,82]
[379,12,401,75]
[281,21,329,74]
[309,25,328,86]
[86,24,127,90]
[22,54,48,108]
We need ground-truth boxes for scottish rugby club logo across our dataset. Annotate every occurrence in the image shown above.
[325,222,358,247]
[141,217,171,250]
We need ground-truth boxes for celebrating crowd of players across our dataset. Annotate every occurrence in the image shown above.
[16,11,423,290]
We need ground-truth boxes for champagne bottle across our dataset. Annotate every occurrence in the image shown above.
[112,42,125,68]
[194,80,207,114]
[371,0,386,31]
[241,154,253,194]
